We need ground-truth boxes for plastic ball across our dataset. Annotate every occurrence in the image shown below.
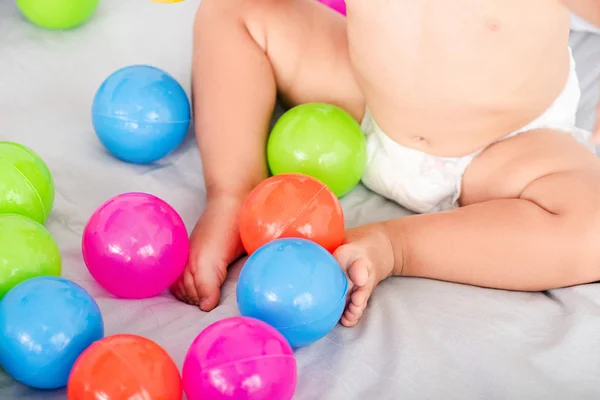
[0,142,54,224]
[0,214,61,299]
[267,103,366,198]
[67,334,182,400]
[317,0,346,15]
[92,65,191,164]
[237,238,348,348]
[0,276,104,389]
[82,192,189,299]
[239,173,344,255]
[15,0,99,30]
[182,316,296,400]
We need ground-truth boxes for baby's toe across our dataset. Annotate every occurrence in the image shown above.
[169,277,185,301]
[196,282,222,311]
[182,269,200,305]
[190,263,224,310]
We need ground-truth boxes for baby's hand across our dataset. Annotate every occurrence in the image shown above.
[334,224,395,327]
[170,195,245,311]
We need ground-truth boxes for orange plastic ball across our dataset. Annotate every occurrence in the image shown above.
[239,173,345,255]
[67,334,182,400]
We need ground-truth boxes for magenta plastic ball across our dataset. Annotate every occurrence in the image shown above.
[317,0,346,15]
[82,192,189,299]
[182,316,297,400]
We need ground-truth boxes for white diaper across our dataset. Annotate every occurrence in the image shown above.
[361,49,594,214]
[571,14,600,34]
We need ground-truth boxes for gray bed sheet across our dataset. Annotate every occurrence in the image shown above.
[1,1,600,399]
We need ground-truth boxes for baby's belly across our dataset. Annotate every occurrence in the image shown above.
[346,0,572,157]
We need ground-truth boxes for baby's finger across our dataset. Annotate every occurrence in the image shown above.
[348,258,370,287]
[333,244,359,272]
[183,269,200,306]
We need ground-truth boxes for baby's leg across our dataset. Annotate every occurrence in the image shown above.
[172,0,364,310]
[337,130,600,326]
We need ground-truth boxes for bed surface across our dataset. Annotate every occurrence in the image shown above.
[1,1,600,399]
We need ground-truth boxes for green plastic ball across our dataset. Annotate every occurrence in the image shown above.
[267,103,367,198]
[15,0,99,30]
[0,142,54,224]
[0,214,61,299]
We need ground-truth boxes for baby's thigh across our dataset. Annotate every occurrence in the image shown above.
[460,129,599,207]
[242,0,364,119]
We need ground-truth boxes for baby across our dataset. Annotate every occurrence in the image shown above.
[172,0,600,327]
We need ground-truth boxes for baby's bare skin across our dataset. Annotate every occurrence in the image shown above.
[348,0,570,156]
[172,0,600,327]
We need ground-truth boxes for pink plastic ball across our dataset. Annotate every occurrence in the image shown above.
[183,316,297,400]
[317,0,346,15]
[82,192,189,299]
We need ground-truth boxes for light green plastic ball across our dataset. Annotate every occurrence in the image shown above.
[0,214,61,299]
[15,0,99,30]
[0,142,54,224]
[267,103,367,198]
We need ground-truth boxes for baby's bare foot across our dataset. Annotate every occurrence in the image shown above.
[334,223,396,327]
[171,195,245,311]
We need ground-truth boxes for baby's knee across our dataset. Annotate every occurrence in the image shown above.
[196,0,278,25]
[195,0,284,51]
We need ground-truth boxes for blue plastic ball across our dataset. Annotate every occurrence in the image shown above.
[92,65,191,164]
[237,238,348,348]
[0,276,104,389]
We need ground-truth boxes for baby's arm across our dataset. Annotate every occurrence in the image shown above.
[385,130,600,291]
